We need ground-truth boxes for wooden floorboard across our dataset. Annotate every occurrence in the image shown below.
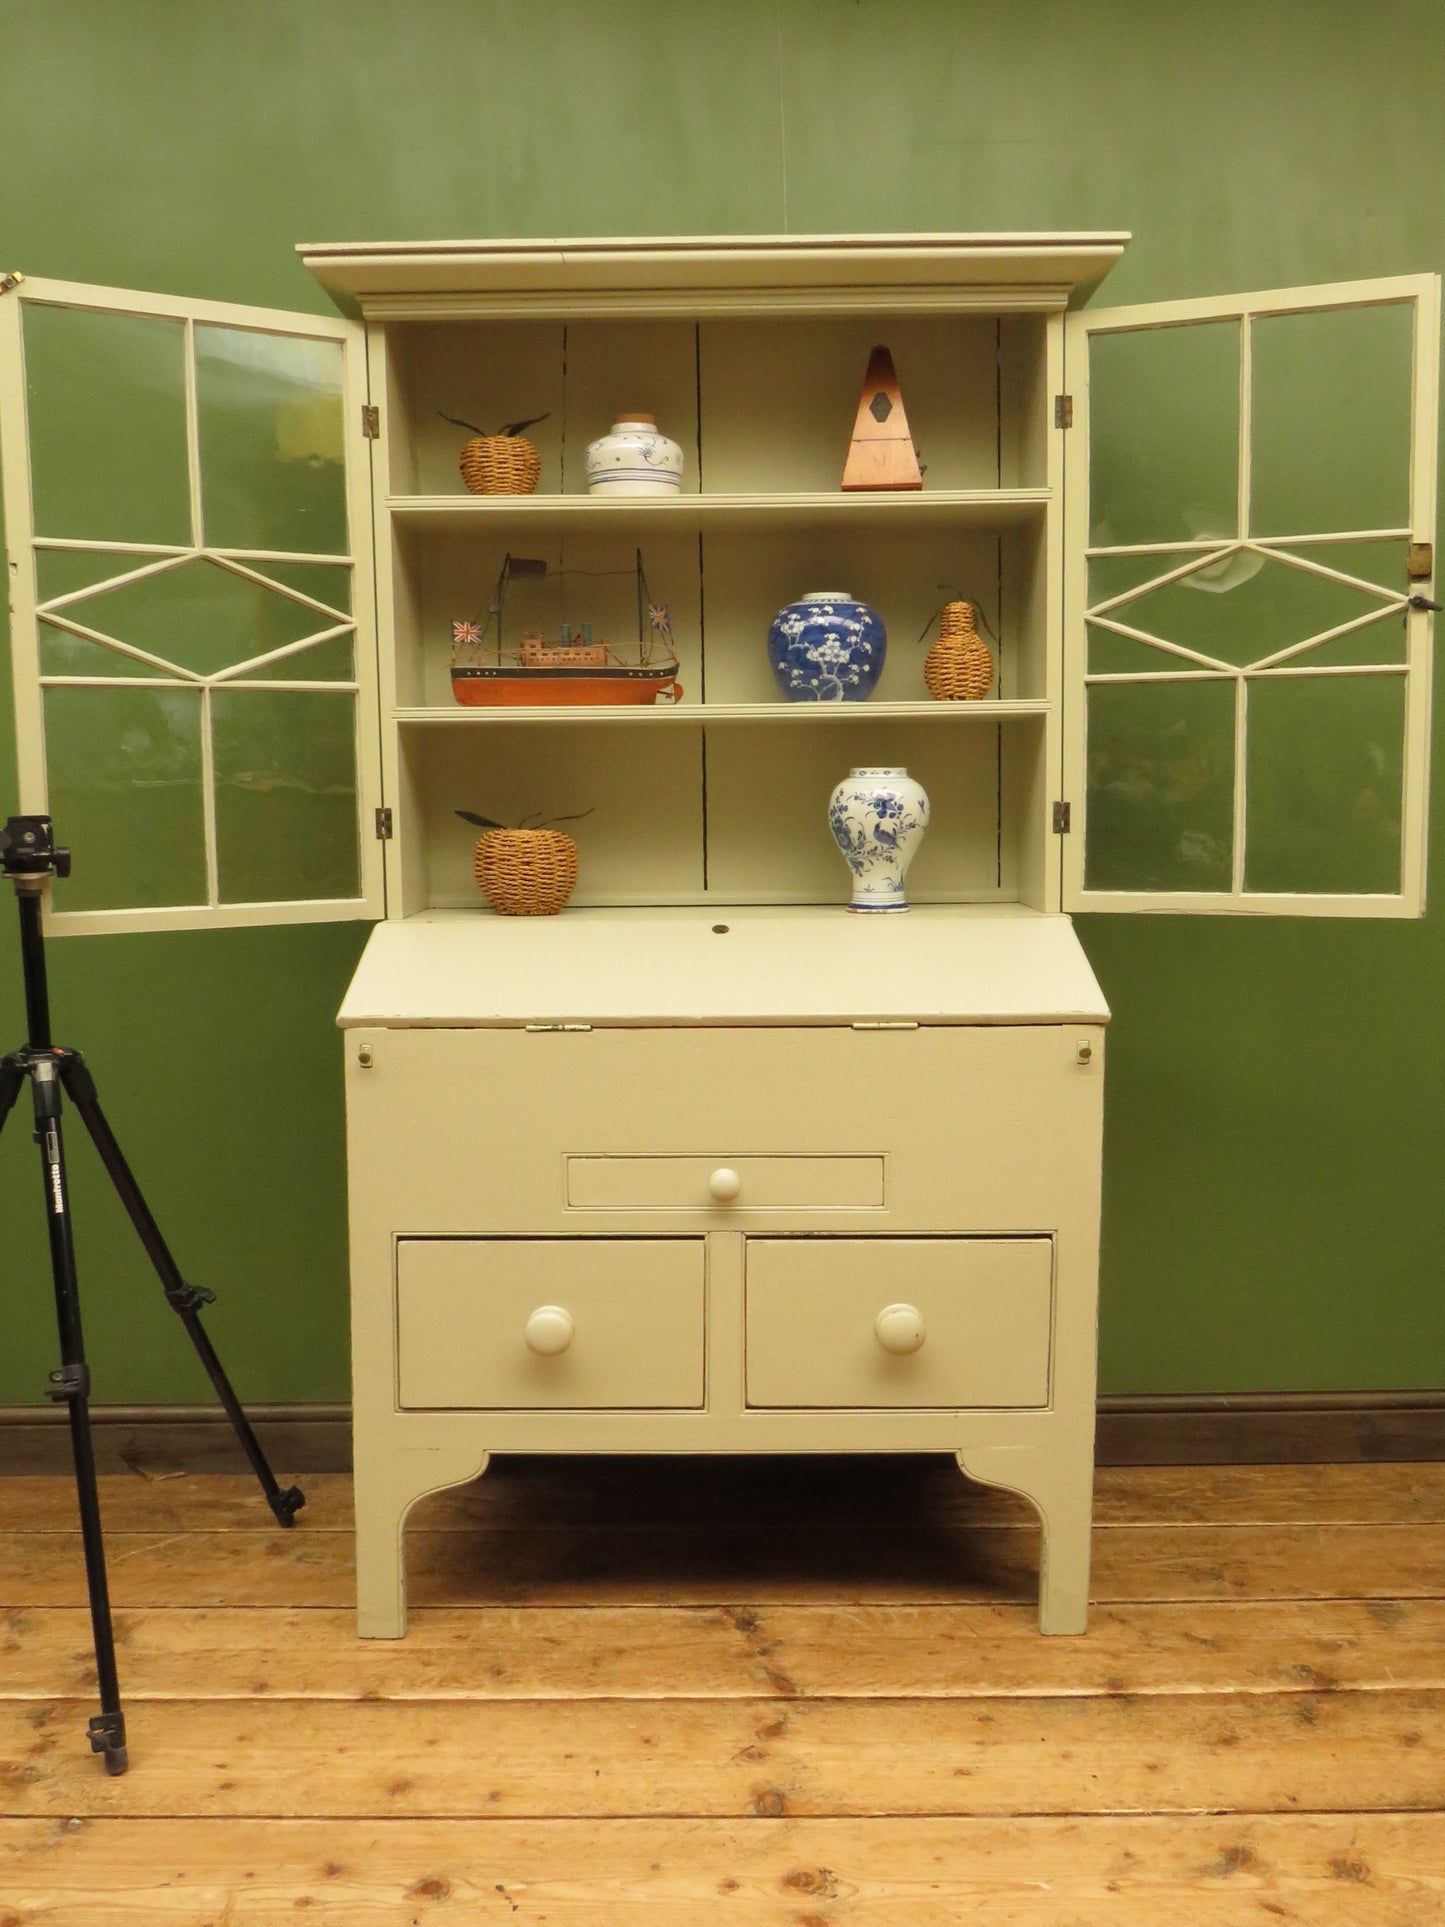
[8,1597,1445,1700]
[1,1461,1443,1922]
[4,1519,1443,1608]
[2,1815,1443,1924]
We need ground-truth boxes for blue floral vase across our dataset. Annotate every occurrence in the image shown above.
[767,590,886,702]
[828,766,930,912]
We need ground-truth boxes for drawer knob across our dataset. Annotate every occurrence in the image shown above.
[524,1305,574,1356]
[874,1303,926,1355]
[708,1166,742,1203]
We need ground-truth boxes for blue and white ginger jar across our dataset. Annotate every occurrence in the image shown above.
[767,590,886,702]
[585,415,684,496]
[828,766,930,912]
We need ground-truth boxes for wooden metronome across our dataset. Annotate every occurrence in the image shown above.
[841,344,922,490]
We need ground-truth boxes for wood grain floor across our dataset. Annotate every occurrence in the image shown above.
[1,1455,1443,1923]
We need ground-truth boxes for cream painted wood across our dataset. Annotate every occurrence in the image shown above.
[393,699,1052,726]
[338,905,1109,1029]
[1062,273,1440,918]
[565,1154,885,1212]
[331,239,1093,918]
[386,491,1052,533]
[743,1237,1054,1408]
[395,1237,706,1410]
[0,273,385,936]
[343,1022,1102,1238]
[299,232,1131,312]
[322,238,1118,1641]
[343,1004,1104,1635]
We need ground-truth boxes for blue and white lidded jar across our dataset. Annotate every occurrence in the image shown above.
[584,415,685,496]
[827,767,930,912]
[767,591,887,701]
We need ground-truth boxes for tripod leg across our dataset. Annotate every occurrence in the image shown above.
[0,1051,25,1137]
[56,1051,304,1529]
[30,1059,129,1773]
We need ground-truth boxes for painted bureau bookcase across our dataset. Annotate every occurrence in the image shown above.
[0,237,1436,1638]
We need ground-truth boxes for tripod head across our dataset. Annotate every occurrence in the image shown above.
[0,816,71,890]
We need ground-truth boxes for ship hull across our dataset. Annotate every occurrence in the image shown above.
[451,665,682,707]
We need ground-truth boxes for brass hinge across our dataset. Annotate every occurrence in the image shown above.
[0,272,23,296]
[1053,800,1072,833]
[361,404,380,439]
[374,807,393,840]
[1054,393,1074,429]
[1407,541,1433,580]
[524,1021,593,1032]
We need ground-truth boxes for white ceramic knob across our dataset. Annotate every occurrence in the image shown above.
[708,1166,742,1203]
[524,1305,574,1356]
[874,1303,926,1355]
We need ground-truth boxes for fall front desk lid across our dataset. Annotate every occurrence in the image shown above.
[337,905,1109,1029]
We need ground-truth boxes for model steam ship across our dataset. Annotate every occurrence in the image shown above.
[451,552,682,707]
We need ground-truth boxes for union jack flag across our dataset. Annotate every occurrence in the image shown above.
[647,603,672,635]
[452,620,482,648]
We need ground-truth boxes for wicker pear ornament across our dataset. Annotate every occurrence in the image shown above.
[924,599,994,701]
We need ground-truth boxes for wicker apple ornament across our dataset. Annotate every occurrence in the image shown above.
[440,412,549,495]
[456,807,591,915]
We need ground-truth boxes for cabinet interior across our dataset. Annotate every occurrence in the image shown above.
[377,306,1059,918]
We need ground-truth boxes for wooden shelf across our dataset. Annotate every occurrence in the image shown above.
[394,699,1051,726]
[387,489,1050,535]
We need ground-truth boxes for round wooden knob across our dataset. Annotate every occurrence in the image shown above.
[524,1306,574,1356]
[874,1303,926,1355]
[708,1167,742,1203]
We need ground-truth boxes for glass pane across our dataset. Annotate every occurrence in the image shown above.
[1086,623,1183,676]
[232,632,354,681]
[250,559,351,614]
[1251,303,1413,536]
[44,686,206,910]
[24,304,191,544]
[1095,550,1396,670]
[1085,678,1236,892]
[1089,320,1239,548]
[58,557,325,677]
[1287,537,1412,593]
[1244,674,1404,894]
[40,620,171,678]
[212,689,360,902]
[1268,540,1410,666]
[35,547,180,601]
[195,326,348,555]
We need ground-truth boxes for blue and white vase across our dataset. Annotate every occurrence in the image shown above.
[585,415,684,496]
[767,590,886,702]
[828,767,930,912]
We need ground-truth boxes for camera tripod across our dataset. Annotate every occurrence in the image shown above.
[0,816,304,1775]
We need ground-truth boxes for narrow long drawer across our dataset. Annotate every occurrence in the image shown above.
[566,1154,884,1211]
[745,1236,1053,1409]
[397,1237,705,1410]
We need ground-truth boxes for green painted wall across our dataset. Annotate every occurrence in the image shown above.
[1,0,1441,1403]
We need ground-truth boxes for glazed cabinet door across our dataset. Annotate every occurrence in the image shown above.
[0,274,384,933]
[1063,274,1439,916]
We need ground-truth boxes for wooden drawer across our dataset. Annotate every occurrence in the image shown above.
[745,1236,1053,1409]
[396,1237,705,1410]
[346,1025,1103,1235]
[566,1153,884,1211]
